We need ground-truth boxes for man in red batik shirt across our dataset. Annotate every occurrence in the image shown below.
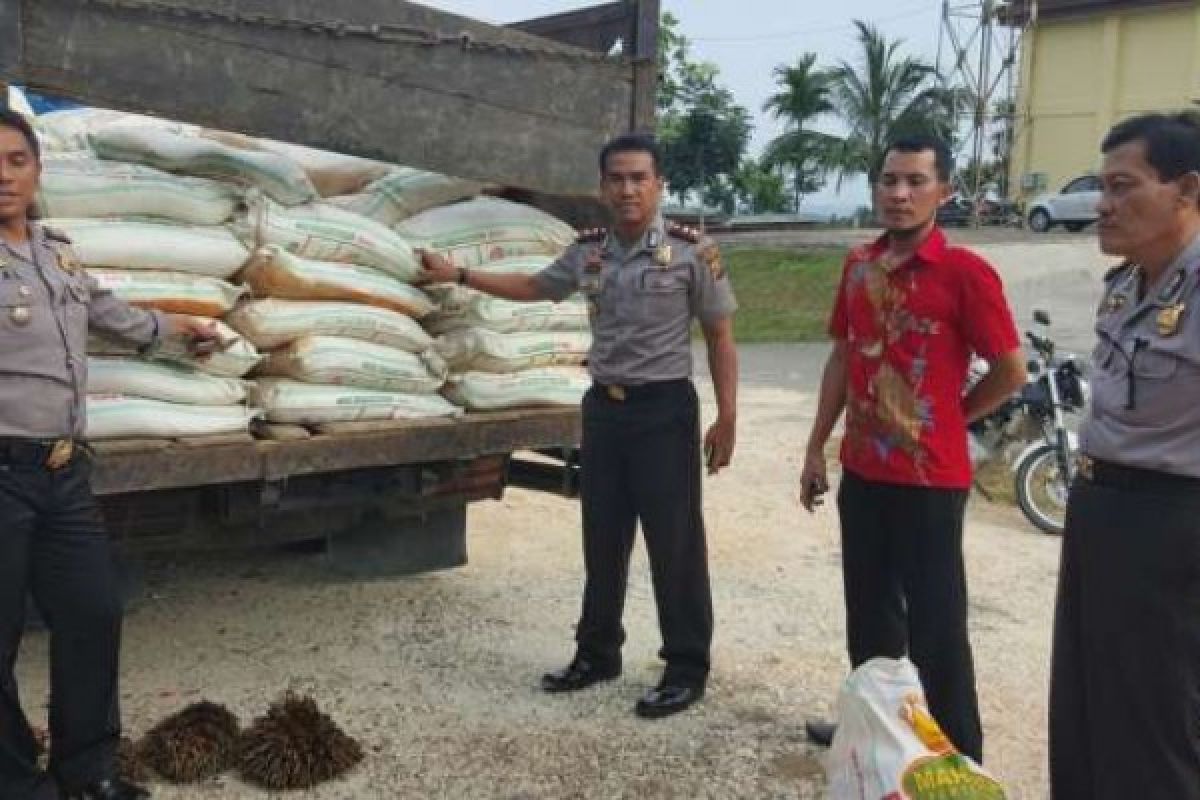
[799,135,1026,763]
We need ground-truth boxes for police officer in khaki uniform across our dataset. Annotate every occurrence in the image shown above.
[0,109,218,800]
[417,133,738,718]
[1050,112,1200,800]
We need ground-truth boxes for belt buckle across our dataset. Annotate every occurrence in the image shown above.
[45,439,74,470]
[605,384,627,402]
[1075,454,1094,482]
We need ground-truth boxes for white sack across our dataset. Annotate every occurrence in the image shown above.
[91,125,317,206]
[38,160,239,225]
[251,378,461,424]
[225,298,434,352]
[87,357,247,405]
[442,367,590,411]
[395,197,574,268]
[435,329,591,373]
[239,245,433,318]
[234,198,419,279]
[85,395,258,440]
[46,218,248,278]
[257,335,446,393]
[327,167,482,225]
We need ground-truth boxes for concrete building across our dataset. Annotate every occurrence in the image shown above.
[1007,0,1200,202]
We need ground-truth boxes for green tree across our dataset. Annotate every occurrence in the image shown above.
[733,159,790,214]
[656,14,752,206]
[828,21,966,186]
[762,53,842,209]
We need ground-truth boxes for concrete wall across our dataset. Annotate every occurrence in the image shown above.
[1010,3,1200,202]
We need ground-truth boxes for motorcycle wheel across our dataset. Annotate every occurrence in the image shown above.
[1014,443,1069,535]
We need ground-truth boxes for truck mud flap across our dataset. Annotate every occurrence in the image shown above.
[507,447,580,497]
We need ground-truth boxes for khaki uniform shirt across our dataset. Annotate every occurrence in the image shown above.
[1081,232,1200,478]
[0,222,164,438]
[534,216,737,386]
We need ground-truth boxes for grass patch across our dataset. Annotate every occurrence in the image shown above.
[723,248,844,343]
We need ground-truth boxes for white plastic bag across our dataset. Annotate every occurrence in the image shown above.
[825,658,1006,800]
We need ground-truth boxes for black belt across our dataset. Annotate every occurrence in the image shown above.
[0,437,81,469]
[592,379,689,402]
[1076,455,1200,494]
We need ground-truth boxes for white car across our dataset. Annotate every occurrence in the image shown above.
[1026,174,1102,233]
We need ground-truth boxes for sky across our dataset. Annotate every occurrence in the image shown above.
[415,0,950,213]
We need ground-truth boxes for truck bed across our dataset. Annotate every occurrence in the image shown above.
[90,407,581,496]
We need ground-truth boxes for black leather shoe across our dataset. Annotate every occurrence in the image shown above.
[634,684,704,719]
[63,778,150,800]
[805,719,837,747]
[540,659,620,693]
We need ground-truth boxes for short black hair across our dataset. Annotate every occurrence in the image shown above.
[881,134,953,182]
[1102,112,1200,182]
[0,108,40,161]
[598,132,661,176]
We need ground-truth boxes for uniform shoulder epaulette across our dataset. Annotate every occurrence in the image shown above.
[41,225,73,245]
[666,221,702,243]
[575,227,607,244]
[1104,260,1134,283]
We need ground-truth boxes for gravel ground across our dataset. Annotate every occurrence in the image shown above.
[16,343,1061,799]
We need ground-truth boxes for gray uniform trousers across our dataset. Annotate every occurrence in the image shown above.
[574,379,713,688]
[0,447,122,798]
[1050,466,1200,800]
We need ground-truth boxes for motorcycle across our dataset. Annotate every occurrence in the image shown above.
[968,310,1089,534]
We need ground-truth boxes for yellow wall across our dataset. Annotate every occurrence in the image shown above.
[1010,3,1200,202]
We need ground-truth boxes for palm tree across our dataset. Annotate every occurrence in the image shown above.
[762,53,841,210]
[828,21,966,186]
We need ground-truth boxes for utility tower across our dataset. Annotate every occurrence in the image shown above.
[936,0,1036,218]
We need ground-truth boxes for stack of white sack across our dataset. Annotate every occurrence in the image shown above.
[85,358,259,441]
[229,207,450,425]
[30,114,266,440]
[422,251,592,412]
[34,215,261,439]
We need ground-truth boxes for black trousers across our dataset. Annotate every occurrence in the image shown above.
[0,454,122,798]
[574,380,712,688]
[1050,474,1200,800]
[837,470,983,763]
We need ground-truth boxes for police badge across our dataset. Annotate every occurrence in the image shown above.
[1157,303,1185,336]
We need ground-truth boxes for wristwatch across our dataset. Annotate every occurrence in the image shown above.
[457,267,469,286]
